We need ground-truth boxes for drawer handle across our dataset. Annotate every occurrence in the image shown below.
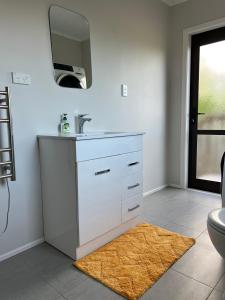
[95,169,110,176]
[128,161,139,167]
[128,204,140,212]
[128,183,140,190]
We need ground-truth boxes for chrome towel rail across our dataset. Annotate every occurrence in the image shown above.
[0,174,12,180]
[0,148,12,153]
[0,87,16,181]
[0,161,12,166]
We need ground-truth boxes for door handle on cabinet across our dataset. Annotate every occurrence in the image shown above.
[128,162,139,167]
[95,169,110,176]
[128,183,140,190]
[128,204,140,212]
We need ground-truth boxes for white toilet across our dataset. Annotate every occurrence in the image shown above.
[207,152,225,258]
[207,208,225,258]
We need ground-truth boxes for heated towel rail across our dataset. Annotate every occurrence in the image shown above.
[0,87,16,181]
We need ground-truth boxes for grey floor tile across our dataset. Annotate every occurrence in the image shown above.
[143,189,215,235]
[207,290,225,300]
[142,214,202,238]
[171,210,209,232]
[169,201,210,218]
[162,222,202,238]
[0,252,28,280]
[196,230,216,250]
[41,263,88,295]
[141,269,212,300]
[142,213,172,227]
[65,277,123,300]
[24,243,73,274]
[215,273,225,292]
[172,244,225,287]
[167,205,202,221]
[142,202,176,218]
[144,187,184,202]
[180,192,221,210]
[0,268,62,300]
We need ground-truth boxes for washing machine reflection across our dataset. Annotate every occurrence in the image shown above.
[54,63,87,89]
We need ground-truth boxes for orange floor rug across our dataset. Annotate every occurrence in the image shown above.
[74,223,195,300]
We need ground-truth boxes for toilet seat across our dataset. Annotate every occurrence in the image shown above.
[208,208,225,234]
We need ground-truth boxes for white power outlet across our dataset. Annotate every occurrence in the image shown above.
[121,84,128,97]
[12,72,31,85]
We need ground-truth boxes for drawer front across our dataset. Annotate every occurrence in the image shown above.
[125,171,143,198]
[77,156,123,245]
[76,135,143,162]
[123,151,143,175]
[122,194,142,222]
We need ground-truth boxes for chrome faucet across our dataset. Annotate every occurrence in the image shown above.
[78,114,92,134]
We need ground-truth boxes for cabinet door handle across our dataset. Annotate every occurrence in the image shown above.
[95,169,110,176]
[128,161,139,167]
[128,204,140,212]
[128,183,140,190]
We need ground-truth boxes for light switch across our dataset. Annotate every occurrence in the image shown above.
[121,84,128,97]
[12,72,31,85]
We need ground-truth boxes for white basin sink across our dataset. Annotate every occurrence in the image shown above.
[78,131,125,136]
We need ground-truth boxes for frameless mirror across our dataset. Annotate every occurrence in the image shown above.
[49,6,92,89]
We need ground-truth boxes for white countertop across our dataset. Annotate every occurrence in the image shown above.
[38,131,145,141]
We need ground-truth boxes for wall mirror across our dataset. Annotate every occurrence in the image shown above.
[49,6,92,89]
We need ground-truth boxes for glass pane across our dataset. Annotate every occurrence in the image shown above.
[196,135,225,182]
[198,41,225,130]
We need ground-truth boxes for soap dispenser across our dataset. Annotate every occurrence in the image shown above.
[60,113,71,134]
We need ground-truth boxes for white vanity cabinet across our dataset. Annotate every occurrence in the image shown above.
[38,133,144,259]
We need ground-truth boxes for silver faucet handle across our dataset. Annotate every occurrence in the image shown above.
[78,114,89,118]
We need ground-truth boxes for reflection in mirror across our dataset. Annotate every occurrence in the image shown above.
[49,6,92,89]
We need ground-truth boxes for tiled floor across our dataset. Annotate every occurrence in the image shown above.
[0,187,224,300]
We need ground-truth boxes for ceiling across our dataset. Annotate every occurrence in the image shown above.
[162,0,188,6]
[50,6,90,42]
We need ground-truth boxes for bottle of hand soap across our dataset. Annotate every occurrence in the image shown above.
[60,113,70,134]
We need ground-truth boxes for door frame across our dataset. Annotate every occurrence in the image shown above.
[180,17,225,190]
[188,27,225,193]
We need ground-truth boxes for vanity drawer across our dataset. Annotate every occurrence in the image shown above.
[77,155,123,245]
[122,194,142,222]
[75,135,143,162]
[125,172,143,198]
[124,151,142,175]
[77,155,123,187]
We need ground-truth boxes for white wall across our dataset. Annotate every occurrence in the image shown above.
[0,0,170,258]
[168,0,225,186]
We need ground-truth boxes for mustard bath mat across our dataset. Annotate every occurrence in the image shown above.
[74,223,195,300]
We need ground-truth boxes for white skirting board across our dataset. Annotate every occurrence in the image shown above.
[143,184,168,198]
[0,237,44,262]
[169,184,183,189]
[143,184,185,198]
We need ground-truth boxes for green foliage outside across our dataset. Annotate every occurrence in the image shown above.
[199,58,225,116]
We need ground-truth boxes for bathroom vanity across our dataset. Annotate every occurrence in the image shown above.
[38,132,144,259]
